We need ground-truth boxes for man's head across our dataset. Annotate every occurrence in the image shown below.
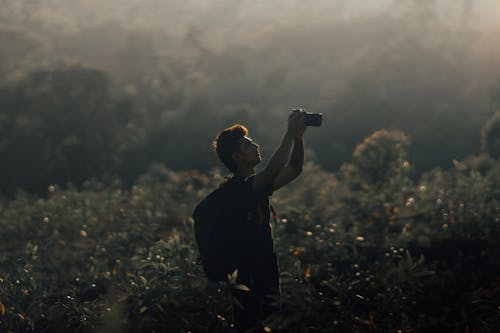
[212,124,261,173]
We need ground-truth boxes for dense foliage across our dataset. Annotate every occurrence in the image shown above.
[0,66,147,196]
[1,129,499,332]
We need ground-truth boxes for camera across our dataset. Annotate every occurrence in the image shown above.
[304,112,322,127]
[293,108,322,127]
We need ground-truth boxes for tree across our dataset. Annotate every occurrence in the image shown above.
[481,111,500,159]
[0,65,146,197]
[343,129,412,189]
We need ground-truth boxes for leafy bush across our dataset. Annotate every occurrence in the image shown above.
[1,137,499,332]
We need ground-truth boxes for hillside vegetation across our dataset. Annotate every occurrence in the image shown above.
[1,127,499,332]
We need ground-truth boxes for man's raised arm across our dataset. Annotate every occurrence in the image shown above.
[252,111,304,193]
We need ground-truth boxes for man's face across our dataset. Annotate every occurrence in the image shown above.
[234,136,261,167]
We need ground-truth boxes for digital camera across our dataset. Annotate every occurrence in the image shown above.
[304,112,322,127]
[293,108,322,126]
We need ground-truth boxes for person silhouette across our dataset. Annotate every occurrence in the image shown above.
[211,109,306,332]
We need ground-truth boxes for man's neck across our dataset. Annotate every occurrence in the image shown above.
[233,166,255,178]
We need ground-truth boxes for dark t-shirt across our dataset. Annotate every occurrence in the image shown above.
[222,174,279,291]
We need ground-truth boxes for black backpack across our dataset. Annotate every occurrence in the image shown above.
[193,180,236,282]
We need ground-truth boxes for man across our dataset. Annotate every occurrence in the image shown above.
[211,109,306,332]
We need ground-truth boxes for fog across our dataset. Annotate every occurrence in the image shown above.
[1,0,499,193]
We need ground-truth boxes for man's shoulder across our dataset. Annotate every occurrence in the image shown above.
[222,174,273,197]
[222,175,253,193]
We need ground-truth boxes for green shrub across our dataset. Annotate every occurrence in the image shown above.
[1,144,499,332]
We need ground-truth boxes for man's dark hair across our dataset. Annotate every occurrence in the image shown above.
[212,124,248,172]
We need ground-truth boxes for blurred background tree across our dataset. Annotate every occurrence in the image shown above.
[481,110,500,159]
[347,129,411,189]
[335,130,414,244]
[0,0,499,197]
[0,66,147,197]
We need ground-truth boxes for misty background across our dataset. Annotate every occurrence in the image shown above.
[1,0,499,196]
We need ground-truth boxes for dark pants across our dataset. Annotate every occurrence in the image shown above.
[231,254,280,333]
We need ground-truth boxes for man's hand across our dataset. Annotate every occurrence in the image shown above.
[287,109,307,138]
